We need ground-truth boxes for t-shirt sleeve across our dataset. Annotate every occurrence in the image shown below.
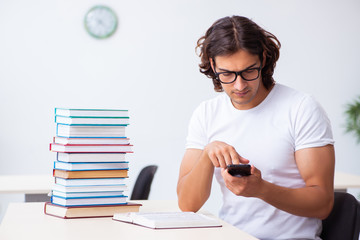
[185,102,208,150]
[294,95,334,151]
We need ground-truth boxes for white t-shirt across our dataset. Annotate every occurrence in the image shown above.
[186,84,334,240]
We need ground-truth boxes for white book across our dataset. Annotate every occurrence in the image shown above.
[55,177,126,186]
[54,137,130,145]
[57,124,126,138]
[52,184,127,193]
[54,161,129,171]
[52,195,127,206]
[57,152,126,163]
[113,212,222,229]
[55,108,129,117]
[55,116,130,125]
[52,190,125,198]
[50,143,133,153]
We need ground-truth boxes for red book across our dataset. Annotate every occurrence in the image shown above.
[44,202,142,219]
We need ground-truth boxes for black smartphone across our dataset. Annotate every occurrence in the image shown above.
[226,164,251,177]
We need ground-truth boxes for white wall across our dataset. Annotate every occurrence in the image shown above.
[1,0,360,221]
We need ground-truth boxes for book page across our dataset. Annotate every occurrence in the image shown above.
[113,212,222,229]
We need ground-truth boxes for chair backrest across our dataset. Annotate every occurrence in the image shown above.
[130,165,158,200]
[321,191,360,240]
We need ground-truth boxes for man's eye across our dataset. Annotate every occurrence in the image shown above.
[244,69,256,74]
[221,72,233,77]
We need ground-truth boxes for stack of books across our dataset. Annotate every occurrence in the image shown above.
[44,108,141,219]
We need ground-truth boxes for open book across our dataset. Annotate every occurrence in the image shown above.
[112,211,222,229]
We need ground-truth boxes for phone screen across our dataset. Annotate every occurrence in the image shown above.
[226,164,251,177]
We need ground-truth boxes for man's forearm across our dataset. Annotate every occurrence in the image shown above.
[259,180,334,219]
[177,151,214,212]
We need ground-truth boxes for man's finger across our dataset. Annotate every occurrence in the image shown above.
[251,165,260,175]
[230,151,240,164]
[216,153,227,168]
[224,152,233,166]
[239,155,250,164]
[208,152,220,167]
[230,152,249,164]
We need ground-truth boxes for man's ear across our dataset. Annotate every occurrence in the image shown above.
[262,51,266,66]
[210,58,215,71]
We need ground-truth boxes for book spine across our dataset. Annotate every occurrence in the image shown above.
[55,116,130,119]
[52,195,127,200]
[54,144,133,146]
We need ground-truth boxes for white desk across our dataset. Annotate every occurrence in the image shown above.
[0,175,52,194]
[0,174,53,202]
[334,171,360,190]
[0,200,258,240]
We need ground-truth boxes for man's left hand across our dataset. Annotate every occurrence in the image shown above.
[221,165,264,198]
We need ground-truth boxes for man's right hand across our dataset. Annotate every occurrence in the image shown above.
[177,141,249,212]
[204,141,249,168]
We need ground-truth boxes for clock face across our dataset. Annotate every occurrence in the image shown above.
[84,5,118,39]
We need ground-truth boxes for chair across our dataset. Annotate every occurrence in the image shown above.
[130,165,158,200]
[321,191,360,240]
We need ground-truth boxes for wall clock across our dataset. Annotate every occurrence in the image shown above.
[84,5,118,39]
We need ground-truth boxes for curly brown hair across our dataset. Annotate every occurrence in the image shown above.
[196,16,281,92]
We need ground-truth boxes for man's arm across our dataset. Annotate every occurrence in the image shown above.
[222,144,335,219]
[177,148,214,212]
[177,141,249,212]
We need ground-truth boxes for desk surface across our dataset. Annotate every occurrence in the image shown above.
[334,171,360,189]
[0,200,258,240]
[0,174,52,194]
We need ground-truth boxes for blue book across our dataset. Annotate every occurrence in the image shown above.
[56,124,127,138]
[51,195,127,207]
[54,137,129,145]
[54,161,129,171]
[51,190,125,198]
[55,115,130,126]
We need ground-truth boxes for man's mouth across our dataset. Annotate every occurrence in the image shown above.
[234,89,249,97]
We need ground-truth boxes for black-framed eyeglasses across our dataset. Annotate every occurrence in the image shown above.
[213,59,262,84]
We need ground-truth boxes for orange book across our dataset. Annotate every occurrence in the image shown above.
[53,169,128,179]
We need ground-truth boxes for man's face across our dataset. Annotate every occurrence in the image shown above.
[212,50,267,110]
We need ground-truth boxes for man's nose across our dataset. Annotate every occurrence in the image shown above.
[232,75,247,90]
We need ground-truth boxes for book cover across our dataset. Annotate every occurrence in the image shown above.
[53,169,128,179]
[44,202,141,219]
[55,108,129,118]
[52,183,127,193]
[51,195,127,206]
[54,137,130,145]
[55,115,130,125]
[57,152,126,163]
[112,212,222,229]
[50,143,133,153]
[56,124,126,138]
[53,161,129,171]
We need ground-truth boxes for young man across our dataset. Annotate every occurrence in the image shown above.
[177,16,335,239]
